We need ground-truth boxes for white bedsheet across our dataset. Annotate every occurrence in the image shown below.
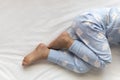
[0,0,120,80]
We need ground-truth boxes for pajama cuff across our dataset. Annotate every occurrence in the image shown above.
[47,49,60,63]
[68,40,82,55]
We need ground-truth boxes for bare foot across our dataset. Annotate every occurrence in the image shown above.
[48,31,74,50]
[22,43,50,66]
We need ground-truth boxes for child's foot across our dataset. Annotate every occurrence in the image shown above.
[48,31,74,50]
[22,43,50,66]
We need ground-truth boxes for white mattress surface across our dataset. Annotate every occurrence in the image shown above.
[0,0,120,80]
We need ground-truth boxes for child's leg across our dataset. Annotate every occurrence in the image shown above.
[22,27,76,66]
[48,18,112,69]
[47,49,91,73]
[22,43,91,73]
[68,16,112,69]
[48,26,78,50]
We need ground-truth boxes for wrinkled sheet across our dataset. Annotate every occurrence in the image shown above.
[0,0,120,80]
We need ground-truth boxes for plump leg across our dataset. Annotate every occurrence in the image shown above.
[48,31,74,50]
[22,31,74,66]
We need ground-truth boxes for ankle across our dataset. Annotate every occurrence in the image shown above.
[42,48,50,59]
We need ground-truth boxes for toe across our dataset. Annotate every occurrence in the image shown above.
[22,57,31,66]
[22,60,28,66]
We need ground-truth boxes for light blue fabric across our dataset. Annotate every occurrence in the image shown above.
[47,8,120,73]
[47,49,91,73]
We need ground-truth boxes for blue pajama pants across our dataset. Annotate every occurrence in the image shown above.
[46,8,119,73]
[47,27,92,73]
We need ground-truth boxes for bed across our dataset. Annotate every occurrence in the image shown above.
[0,0,120,80]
